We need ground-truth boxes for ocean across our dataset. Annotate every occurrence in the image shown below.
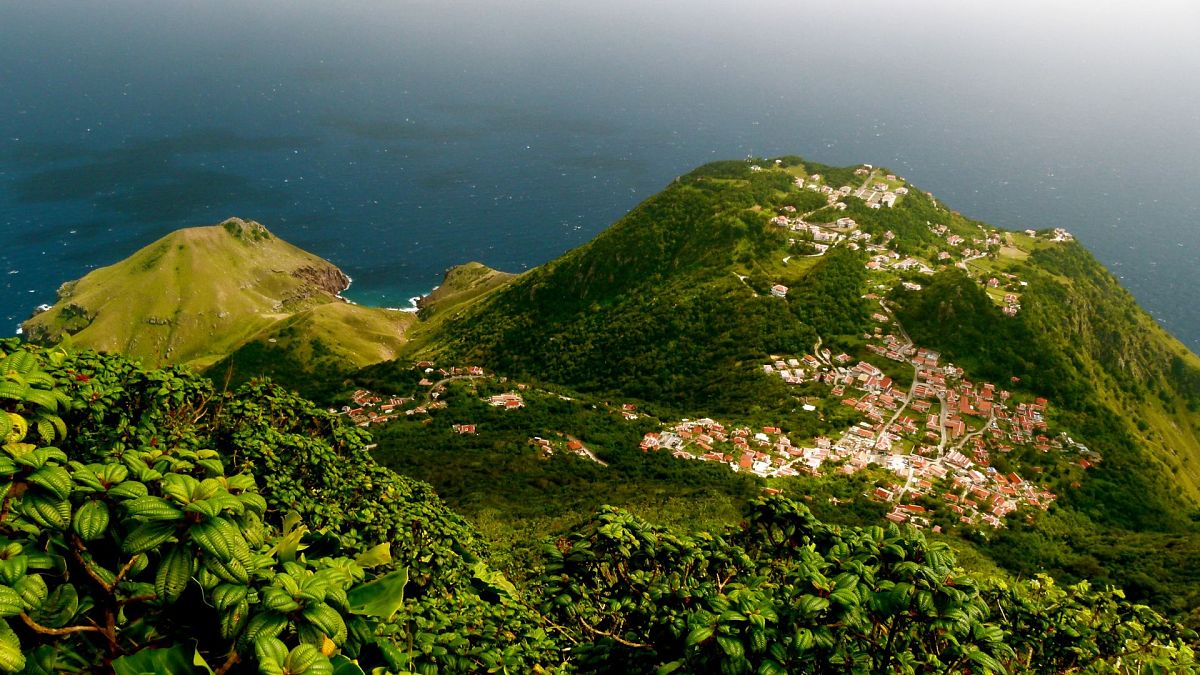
[2,0,1198,351]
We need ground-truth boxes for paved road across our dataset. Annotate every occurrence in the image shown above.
[951,408,997,453]
[936,393,949,455]
[565,434,608,466]
[873,299,918,452]
[424,374,484,401]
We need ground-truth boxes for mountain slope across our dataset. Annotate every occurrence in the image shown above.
[208,301,418,400]
[408,157,1200,533]
[22,217,353,366]
[416,161,836,412]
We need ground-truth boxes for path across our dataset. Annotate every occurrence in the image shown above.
[733,272,755,293]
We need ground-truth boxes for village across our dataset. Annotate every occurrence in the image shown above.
[640,317,1083,531]
[333,162,1089,533]
[639,164,1092,531]
[768,163,1075,318]
[333,363,497,427]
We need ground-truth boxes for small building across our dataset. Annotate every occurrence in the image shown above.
[771,284,789,298]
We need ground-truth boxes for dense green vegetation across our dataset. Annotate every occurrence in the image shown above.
[1,340,556,673]
[367,157,1200,630]
[3,340,1196,672]
[788,247,871,338]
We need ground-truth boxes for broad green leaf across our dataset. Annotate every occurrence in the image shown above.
[330,655,366,675]
[347,567,408,620]
[656,661,684,675]
[354,542,392,569]
[112,646,196,675]
[471,561,516,596]
[686,625,714,646]
[0,623,23,673]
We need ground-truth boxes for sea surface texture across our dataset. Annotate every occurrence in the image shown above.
[1,1,1197,350]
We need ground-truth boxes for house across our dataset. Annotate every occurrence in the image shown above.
[771,284,789,298]
[487,392,525,409]
[452,424,477,435]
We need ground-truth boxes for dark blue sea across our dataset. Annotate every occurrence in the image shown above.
[2,1,1198,351]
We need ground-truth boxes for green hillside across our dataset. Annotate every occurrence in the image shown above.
[416,262,516,321]
[22,218,354,367]
[418,162,829,412]
[207,301,418,402]
[377,156,1200,616]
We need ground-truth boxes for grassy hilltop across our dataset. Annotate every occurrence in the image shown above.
[22,217,413,373]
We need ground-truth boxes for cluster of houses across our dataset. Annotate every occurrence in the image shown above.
[985,274,1027,316]
[769,214,844,252]
[335,389,416,427]
[1023,227,1075,242]
[335,361,492,427]
[640,305,1085,530]
[335,388,447,427]
[864,244,937,275]
[640,419,802,478]
[796,166,908,211]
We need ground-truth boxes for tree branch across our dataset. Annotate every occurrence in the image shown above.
[112,554,141,588]
[117,593,158,607]
[68,535,114,593]
[214,650,240,675]
[577,617,652,649]
[19,612,104,637]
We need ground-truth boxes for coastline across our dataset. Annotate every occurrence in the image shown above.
[340,284,438,314]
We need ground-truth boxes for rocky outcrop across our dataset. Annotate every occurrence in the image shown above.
[220,217,272,242]
[291,265,351,297]
[22,302,94,344]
